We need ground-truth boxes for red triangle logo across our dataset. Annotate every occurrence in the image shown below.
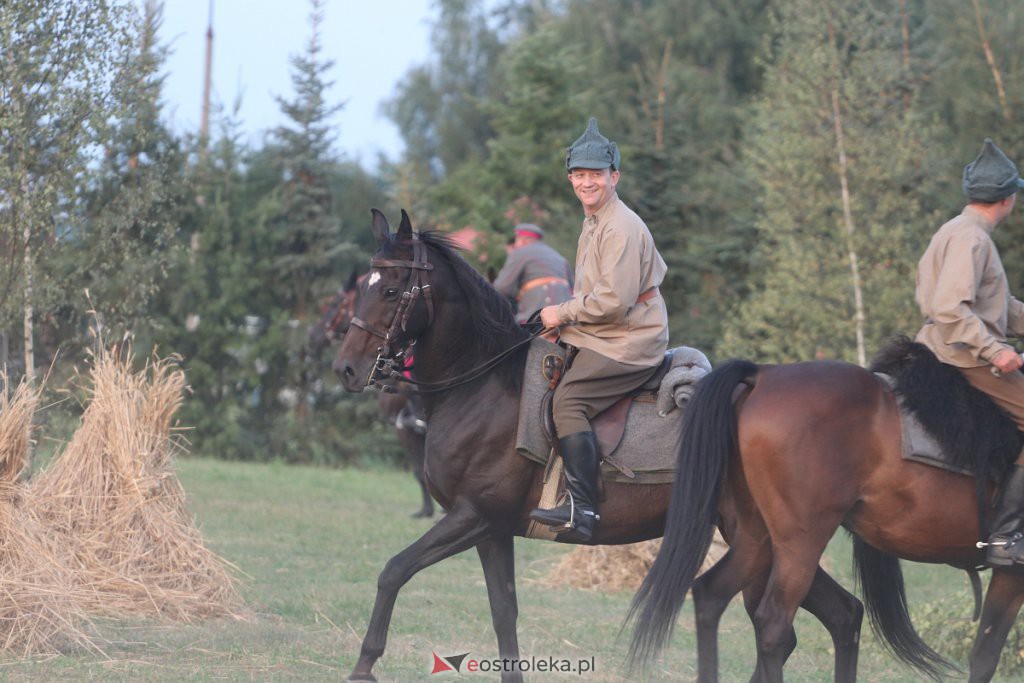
[431,651,455,674]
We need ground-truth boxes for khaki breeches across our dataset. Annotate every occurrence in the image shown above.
[552,347,659,437]
[960,365,1024,464]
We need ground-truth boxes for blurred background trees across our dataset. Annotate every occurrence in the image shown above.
[2,0,1022,463]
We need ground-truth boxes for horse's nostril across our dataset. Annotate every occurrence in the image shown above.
[333,362,353,382]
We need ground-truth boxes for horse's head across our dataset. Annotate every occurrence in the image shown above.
[308,269,363,354]
[334,209,435,392]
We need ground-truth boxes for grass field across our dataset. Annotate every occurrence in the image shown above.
[0,457,999,681]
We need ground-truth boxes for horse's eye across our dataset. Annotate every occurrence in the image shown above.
[384,287,400,299]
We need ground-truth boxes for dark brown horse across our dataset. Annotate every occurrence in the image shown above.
[333,210,866,683]
[628,357,1024,682]
[309,272,434,518]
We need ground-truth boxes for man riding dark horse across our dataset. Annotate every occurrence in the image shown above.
[528,118,670,543]
[916,138,1024,566]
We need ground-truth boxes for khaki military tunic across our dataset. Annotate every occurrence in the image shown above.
[555,193,669,367]
[915,206,1024,367]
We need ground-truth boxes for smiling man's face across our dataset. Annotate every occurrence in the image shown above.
[568,167,619,216]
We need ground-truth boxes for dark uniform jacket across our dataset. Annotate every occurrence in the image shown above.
[493,241,574,323]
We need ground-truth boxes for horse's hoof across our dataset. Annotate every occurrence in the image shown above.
[411,509,434,519]
[347,673,377,682]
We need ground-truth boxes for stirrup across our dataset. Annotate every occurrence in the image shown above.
[547,492,599,532]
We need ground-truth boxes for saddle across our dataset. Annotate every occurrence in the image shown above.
[518,339,710,540]
[514,338,710,481]
[539,351,672,476]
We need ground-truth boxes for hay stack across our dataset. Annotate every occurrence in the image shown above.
[30,346,240,621]
[0,378,97,655]
[541,530,729,592]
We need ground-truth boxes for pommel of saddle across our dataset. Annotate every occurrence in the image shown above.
[542,354,565,390]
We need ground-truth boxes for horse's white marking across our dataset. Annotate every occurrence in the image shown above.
[367,271,382,288]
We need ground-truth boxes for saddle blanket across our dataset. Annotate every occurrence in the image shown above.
[515,338,710,484]
[875,372,970,475]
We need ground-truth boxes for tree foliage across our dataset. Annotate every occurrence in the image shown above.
[12,0,1024,461]
[0,0,140,372]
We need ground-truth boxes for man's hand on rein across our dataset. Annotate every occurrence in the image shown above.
[540,305,562,330]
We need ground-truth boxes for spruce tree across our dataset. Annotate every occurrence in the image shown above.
[258,0,362,458]
[720,0,945,364]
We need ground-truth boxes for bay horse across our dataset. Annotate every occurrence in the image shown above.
[333,209,868,683]
[628,357,1024,682]
[309,272,434,518]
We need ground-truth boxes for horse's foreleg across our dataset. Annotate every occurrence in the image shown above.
[407,432,434,518]
[740,566,860,683]
[476,535,522,683]
[749,549,822,683]
[969,569,1024,683]
[799,567,863,683]
[693,538,772,683]
[349,503,491,682]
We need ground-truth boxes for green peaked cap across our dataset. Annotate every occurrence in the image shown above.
[962,138,1024,203]
[565,117,621,172]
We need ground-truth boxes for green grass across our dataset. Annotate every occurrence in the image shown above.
[0,458,1000,681]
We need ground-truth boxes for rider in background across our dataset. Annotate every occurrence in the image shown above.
[492,223,574,323]
[915,138,1024,567]
[528,117,669,543]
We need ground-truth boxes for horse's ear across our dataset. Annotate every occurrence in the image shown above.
[346,268,359,290]
[397,209,414,242]
[370,208,390,247]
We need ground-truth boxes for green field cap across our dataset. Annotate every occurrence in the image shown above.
[566,117,620,172]
[963,138,1024,203]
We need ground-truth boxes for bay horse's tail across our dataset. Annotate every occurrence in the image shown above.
[625,359,758,666]
[851,535,956,680]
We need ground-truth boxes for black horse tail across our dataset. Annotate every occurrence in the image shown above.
[625,359,758,667]
[851,535,957,680]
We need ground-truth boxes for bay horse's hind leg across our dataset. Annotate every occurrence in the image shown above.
[476,534,522,683]
[349,502,492,682]
[969,569,1024,683]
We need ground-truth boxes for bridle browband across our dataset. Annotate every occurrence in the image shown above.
[350,234,542,394]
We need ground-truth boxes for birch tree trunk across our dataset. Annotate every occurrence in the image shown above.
[828,23,866,368]
[972,0,1012,124]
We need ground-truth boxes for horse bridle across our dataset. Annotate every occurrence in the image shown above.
[350,236,435,388]
[349,234,544,393]
[322,275,366,343]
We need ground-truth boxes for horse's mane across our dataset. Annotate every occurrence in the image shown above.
[414,230,529,389]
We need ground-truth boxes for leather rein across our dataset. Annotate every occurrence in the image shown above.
[350,235,543,394]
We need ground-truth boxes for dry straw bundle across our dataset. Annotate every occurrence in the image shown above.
[30,345,240,623]
[0,377,97,656]
[540,531,728,593]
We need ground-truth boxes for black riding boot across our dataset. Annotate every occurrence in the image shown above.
[986,464,1024,567]
[529,431,601,543]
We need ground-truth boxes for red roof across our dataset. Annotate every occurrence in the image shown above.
[448,227,480,251]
